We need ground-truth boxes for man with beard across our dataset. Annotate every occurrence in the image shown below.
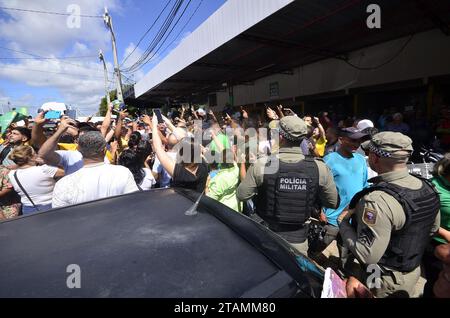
[0,127,32,167]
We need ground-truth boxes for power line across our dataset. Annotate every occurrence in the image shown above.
[135,0,194,72]
[0,64,114,82]
[158,0,203,59]
[0,46,114,77]
[0,6,103,18]
[337,34,415,71]
[0,45,61,59]
[120,0,172,67]
[122,0,192,73]
[0,55,98,60]
[121,0,185,73]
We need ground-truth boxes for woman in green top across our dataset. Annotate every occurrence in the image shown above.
[423,153,450,297]
[206,149,242,213]
[431,158,450,243]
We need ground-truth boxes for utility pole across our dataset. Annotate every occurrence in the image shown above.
[98,49,111,105]
[103,8,124,104]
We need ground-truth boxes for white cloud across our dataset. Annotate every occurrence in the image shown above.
[0,56,115,114]
[122,42,145,82]
[0,0,121,114]
[0,91,10,106]
[0,91,36,113]
[0,0,120,55]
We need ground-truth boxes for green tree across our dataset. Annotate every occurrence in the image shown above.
[98,90,117,116]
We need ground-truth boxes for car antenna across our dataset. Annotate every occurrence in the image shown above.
[185,190,204,216]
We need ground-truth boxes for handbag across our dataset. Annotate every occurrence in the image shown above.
[0,145,11,164]
[13,170,40,211]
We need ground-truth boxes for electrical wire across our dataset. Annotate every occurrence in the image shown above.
[0,46,115,77]
[121,2,182,72]
[0,6,102,18]
[121,0,185,73]
[133,0,193,72]
[0,64,114,82]
[0,56,98,60]
[120,0,172,67]
[337,34,415,71]
[157,0,203,60]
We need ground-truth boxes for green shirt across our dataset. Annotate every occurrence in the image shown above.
[207,164,242,213]
[432,176,450,244]
[209,133,230,152]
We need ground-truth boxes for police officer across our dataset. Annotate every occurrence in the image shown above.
[237,116,339,254]
[339,132,441,298]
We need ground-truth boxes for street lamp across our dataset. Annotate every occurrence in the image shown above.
[98,50,111,105]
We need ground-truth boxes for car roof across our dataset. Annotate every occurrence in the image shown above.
[0,188,322,297]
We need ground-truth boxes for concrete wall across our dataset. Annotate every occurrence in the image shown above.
[214,29,450,110]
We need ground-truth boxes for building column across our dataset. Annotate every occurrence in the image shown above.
[426,83,434,121]
[300,101,305,116]
[353,94,359,117]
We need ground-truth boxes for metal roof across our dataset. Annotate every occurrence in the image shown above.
[129,0,450,105]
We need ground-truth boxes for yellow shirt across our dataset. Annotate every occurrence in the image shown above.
[105,149,114,164]
[314,136,327,157]
[57,143,115,164]
[121,137,128,148]
[57,143,78,151]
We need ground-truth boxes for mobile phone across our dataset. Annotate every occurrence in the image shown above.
[112,100,121,111]
[154,108,164,124]
[45,110,61,120]
[112,100,126,112]
[66,110,77,120]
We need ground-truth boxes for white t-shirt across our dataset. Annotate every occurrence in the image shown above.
[139,168,156,190]
[9,165,58,206]
[52,163,139,208]
[56,150,83,175]
[56,150,112,173]
[152,151,177,188]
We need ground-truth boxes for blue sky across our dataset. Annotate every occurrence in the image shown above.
[0,0,226,116]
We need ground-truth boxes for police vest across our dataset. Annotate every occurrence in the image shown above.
[256,156,319,226]
[349,175,440,272]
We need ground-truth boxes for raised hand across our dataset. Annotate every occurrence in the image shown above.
[266,107,278,120]
[119,109,128,120]
[284,108,296,116]
[241,107,249,119]
[141,114,153,129]
[34,110,49,126]
[58,116,78,132]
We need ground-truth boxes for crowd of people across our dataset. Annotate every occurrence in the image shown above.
[0,102,449,298]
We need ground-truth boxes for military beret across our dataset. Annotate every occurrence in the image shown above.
[367,132,413,158]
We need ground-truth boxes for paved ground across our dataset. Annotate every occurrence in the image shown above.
[310,240,426,297]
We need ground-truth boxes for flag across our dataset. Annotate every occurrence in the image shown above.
[0,111,18,133]
[15,107,28,121]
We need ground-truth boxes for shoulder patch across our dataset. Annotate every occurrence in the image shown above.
[362,208,377,226]
[358,227,375,247]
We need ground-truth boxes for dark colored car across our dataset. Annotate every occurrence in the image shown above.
[0,188,324,297]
